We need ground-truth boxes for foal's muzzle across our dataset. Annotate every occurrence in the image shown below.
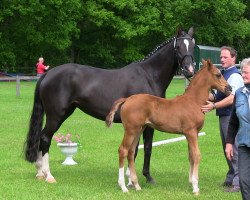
[225,85,232,96]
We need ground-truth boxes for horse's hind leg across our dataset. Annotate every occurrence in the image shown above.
[37,109,75,183]
[186,132,201,195]
[37,121,60,183]
[35,151,45,180]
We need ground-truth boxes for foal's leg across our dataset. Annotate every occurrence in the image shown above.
[118,132,136,192]
[125,167,133,188]
[142,127,155,183]
[186,132,201,195]
[128,133,142,191]
[188,143,194,183]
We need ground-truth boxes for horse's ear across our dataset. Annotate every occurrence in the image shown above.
[188,27,194,38]
[176,26,183,37]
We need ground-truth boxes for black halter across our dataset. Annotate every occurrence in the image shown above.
[174,36,195,80]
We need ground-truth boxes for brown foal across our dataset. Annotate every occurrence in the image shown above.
[106,59,232,195]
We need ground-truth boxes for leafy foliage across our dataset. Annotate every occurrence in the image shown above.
[0,0,249,73]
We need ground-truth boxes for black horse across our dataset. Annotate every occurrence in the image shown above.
[25,27,196,183]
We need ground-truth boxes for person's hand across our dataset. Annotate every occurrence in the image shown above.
[225,143,233,160]
[201,101,214,113]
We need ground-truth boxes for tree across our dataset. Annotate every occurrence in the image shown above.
[0,0,81,73]
[0,0,249,73]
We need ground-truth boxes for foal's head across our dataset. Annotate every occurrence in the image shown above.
[175,27,196,78]
[202,59,232,95]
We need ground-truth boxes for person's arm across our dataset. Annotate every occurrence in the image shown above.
[225,96,239,160]
[201,94,234,113]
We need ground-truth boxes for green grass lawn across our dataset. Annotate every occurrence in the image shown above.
[0,80,241,200]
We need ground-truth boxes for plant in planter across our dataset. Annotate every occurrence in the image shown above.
[53,133,81,165]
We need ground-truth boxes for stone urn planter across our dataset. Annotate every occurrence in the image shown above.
[57,143,78,165]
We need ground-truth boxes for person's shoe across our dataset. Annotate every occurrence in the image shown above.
[224,186,240,193]
[222,181,232,187]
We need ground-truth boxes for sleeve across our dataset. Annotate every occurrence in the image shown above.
[226,95,239,144]
[227,73,244,95]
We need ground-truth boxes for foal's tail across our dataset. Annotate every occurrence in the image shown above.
[25,74,46,163]
[105,98,127,127]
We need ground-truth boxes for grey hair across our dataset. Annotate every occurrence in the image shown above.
[240,57,250,69]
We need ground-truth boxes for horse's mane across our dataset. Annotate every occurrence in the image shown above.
[137,37,176,62]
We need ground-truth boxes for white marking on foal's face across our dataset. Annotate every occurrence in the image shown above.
[184,39,189,52]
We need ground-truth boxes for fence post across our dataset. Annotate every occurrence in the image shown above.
[16,75,20,97]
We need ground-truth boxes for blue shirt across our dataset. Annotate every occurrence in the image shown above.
[226,86,250,147]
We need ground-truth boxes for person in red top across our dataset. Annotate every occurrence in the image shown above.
[36,57,49,76]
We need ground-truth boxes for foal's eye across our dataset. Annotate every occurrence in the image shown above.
[216,73,221,78]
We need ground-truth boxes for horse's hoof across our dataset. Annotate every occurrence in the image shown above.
[46,178,57,183]
[36,176,45,180]
[146,176,156,184]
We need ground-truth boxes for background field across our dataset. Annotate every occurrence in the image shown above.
[0,79,241,200]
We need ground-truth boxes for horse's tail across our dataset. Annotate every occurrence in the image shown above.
[105,98,127,127]
[25,74,46,163]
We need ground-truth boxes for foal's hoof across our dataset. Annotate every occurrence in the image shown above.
[193,192,200,196]
[193,189,200,196]
[36,176,45,180]
[121,187,129,193]
[135,185,142,191]
[46,178,57,183]
[127,183,135,189]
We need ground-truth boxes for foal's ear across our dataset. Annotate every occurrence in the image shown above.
[201,59,207,67]
[206,59,213,70]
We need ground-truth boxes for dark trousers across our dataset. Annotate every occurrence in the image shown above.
[238,146,250,200]
[219,116,239,186]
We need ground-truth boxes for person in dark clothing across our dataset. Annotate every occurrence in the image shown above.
[201,46,243,192]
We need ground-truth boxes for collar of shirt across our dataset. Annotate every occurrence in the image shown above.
[224,66,235,71]
[242,87,250,94]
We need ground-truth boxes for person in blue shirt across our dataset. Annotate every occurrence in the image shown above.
[226,58,250,200]
[201,46,244,192]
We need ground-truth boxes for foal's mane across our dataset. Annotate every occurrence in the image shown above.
[138,37,176,62]
[184,63,209,91]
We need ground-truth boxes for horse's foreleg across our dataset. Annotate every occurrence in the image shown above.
[142,127,155,183]
[186,133,201,195]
